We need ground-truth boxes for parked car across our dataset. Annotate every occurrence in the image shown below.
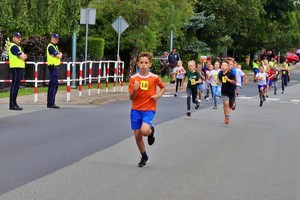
[275,52,299,65]
[285,52,299,65]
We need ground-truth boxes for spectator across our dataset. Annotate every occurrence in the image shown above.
[159,51,168,78]
[168,47,180,84]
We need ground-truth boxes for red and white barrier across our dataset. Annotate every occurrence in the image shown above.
[0,60,125,102]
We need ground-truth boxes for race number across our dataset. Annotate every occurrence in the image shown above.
[222,76,227,83]
[140,80,149,90]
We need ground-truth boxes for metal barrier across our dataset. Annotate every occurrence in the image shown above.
[0,60,124,102]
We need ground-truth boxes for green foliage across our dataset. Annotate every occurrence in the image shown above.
[88,37,105,59]
[0,0,90,37]
[2,0,300,65]
[88,0,195,58]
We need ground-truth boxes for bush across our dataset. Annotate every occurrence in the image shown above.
[88,37,105,60]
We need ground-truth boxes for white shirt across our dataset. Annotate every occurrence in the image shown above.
[210,69,221,86]
[256,72,267,85]
[173,66,185,79]
[235,68,245,87]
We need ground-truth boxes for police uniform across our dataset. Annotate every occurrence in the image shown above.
[8,32,26,110]
[46,33,61,109]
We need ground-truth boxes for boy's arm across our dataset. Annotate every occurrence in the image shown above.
[196,78,202,84]
[151,84,165,101]
[180,76,186,88]
[129,81,139,100]
[243,74,248,84]
[226,75,236,85]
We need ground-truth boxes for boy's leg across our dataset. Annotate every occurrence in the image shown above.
[186,87,192,116]
[175,78,179,94]
[134,129,145,154]
[212,86,217,107]
[222,96,230,124]
[192,87,200,109]
[139,111,156,146]
[281,78,285,92]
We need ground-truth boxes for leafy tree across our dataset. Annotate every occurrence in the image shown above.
[0,0,90,57]
[88,0,195,63]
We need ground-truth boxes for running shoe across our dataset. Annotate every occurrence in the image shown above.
[148,126,155,145]
[224,117,229,124]
[231,102,236,110]
[195,103,200,109]
[213,105,217,109]
[186,112,191,117]
[138,157,149,168]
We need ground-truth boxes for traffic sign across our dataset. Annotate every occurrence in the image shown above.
[112,16,129,34]
[111,16,129,60]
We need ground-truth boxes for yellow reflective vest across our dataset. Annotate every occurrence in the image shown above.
[252,61,259,69]
[47,43,61,66]
[8,43,25,68]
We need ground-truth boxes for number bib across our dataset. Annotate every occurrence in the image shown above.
[140,80,149,90]
[222,76,227,83]
[190,79,196,85]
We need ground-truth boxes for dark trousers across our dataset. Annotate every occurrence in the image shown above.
[175,78,183,93]
[186,87,198,110]
[281,76,288,91]
[10,68,23,108]
[47,66,59,105]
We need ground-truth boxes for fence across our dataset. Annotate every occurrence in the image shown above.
[0,60,124,102]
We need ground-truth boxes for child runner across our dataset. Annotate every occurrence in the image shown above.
[205,63,213,101]
[183,60,202,116]
[207,60,221,109]
[196,63,205,104]
[266,66,274,97]
[280,62,289,94]
[217,60,236,124]
[129,52,166,167]
[202,61,211,101]
[273,64,280,95]
[235,65,248,96]
[255,65,268,107]
[173,60,186,97]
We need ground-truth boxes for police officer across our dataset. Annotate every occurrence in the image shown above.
[46,33,62,109]
[8,32,27,110]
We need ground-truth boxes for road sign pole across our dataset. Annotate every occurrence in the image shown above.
[71,32,77,88]
[80,8,96,86]
[84,9,89,86]
[111,16,129,62]
[117,16,121,60]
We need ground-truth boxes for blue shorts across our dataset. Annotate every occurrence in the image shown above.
[253,68,259,75]
[197,84,205,92]
[130,109,155,130]
[268,80,273,86]
[258,85,266,91]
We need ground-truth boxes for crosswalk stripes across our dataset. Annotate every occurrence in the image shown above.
[162,94,300,104]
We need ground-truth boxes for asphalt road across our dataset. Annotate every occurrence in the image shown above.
[0,68,300,199]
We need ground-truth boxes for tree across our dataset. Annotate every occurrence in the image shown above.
[86,0,195,78]
[0,0,90,56]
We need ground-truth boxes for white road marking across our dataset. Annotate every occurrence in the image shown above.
[291,99,300,103]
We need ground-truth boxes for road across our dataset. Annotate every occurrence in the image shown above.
[0,68,300,199]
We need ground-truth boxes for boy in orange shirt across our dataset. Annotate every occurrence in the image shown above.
[129,52,166,167]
